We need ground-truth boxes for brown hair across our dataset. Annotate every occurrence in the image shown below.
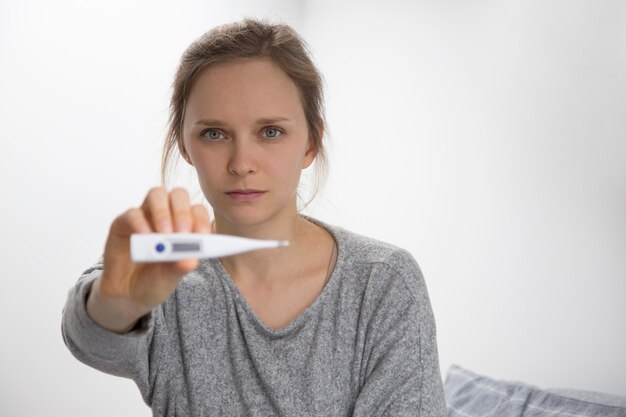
[161,18,328,206]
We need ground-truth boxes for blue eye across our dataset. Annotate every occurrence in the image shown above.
[202,129,224,140]
[263,127,282,138]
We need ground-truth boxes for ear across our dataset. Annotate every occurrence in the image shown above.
[302,139,318,169]
[303,126,323,169]
[178,139,193,166]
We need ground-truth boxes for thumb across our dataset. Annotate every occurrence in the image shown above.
[168,258,199,277]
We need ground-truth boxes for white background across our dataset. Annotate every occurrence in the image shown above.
[1,0,625,415]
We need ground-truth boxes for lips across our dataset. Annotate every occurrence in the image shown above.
[225,189,266,202]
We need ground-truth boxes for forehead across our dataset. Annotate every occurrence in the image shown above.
[185,58,304,123]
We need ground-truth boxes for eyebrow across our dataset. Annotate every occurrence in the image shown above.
[194,117,292,126]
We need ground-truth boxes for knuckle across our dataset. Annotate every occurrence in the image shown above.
[115,208,136,225]
[173,208,192,220]
[148,186,166,199]
[150,186,165,193]
[192,205,211,224]
[192,204,209,216]
[125,207,141,218]
[170,188,191,205]
[125,208,148,230]
[171,187,189,197]
[111,208,145,234]
[152,210,170,223]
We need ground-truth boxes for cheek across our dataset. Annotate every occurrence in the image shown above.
[278,154,308,195]
[188,151,222,192]
[269,148,305,179]
[188,144,221,172]
[194,168,222,208]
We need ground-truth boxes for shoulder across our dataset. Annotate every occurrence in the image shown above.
[338,225,416,269]
[321,219,419,271]
[307,217,408,261]
[309,217,427,304]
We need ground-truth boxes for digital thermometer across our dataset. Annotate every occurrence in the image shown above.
[130,233,289,263]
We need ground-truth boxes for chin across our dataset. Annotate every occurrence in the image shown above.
[218,207,273,227]
[217,204,295,230]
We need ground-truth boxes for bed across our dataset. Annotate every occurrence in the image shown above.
[444,364,626,417]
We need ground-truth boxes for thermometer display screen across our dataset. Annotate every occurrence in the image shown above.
[172,242,201,252]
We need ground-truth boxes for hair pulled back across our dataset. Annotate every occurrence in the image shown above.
[162,18,327,204]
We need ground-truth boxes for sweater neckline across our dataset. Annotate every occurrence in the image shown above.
[206,216,346,338]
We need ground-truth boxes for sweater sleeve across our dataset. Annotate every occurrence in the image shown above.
[61,257,154,405]
[351,249,447,417]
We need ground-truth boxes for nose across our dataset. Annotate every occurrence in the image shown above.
[228,140,258,177]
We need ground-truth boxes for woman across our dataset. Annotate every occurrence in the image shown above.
[62,18,446,416]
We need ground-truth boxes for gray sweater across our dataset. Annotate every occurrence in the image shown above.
[62,219,446,416]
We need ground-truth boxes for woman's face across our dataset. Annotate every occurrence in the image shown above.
[182,58,316,227]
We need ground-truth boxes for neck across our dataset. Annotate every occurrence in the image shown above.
[214,212,305,242]
[214,212,313,284]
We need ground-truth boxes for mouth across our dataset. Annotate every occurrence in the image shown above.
[225,189,266,202]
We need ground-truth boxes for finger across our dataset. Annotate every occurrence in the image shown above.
[124,208,153,233]
[141,187,173,233]
[110,208,152,238]
[169,188,192,233]
[191,204,212,234]
[173,258,199,274]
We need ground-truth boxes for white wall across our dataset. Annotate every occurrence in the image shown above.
[0,1,302,416]
[300,0,626,396]
[1,1,624,415]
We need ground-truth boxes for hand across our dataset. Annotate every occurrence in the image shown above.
[87,187,211,332]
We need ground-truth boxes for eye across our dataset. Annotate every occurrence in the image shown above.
[262,127,283,139]
[201,128,225,141]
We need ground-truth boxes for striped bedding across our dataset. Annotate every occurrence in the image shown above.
[444,365,626,417]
